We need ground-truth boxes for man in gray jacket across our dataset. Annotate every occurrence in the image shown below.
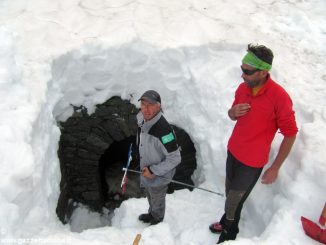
[137,90,181,225]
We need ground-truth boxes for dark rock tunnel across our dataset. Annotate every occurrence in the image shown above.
[56,96,197,225]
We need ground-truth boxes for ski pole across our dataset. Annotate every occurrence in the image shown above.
[120,144,133,194]
[122,168,224,197]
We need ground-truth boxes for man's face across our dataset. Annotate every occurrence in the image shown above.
[140,100,161,121]
[241,64,267,88]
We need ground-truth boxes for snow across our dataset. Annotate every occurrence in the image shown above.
[0,0,325,244]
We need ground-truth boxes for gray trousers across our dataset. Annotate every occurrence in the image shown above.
[145,185,168,221]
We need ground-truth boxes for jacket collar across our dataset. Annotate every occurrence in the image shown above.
[137,111,162,130]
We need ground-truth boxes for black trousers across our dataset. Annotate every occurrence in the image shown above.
[218,151,263,243]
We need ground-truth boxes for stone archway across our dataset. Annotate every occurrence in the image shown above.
[56,96,197,224]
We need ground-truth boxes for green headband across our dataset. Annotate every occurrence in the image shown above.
[242,51,272,71]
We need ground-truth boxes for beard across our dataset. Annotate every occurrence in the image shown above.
[244,79,261,88]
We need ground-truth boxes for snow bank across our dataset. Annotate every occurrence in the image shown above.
[0,0,325,244]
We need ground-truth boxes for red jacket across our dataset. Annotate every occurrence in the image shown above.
[227,75,298,168]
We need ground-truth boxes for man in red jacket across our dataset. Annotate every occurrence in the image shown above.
[209,44,298,243]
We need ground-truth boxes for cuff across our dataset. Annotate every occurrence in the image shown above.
[148,166,154,175]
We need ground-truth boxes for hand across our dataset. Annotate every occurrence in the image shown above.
[142,167,155,179]
[261,167,279,184]
[229,103,251,119]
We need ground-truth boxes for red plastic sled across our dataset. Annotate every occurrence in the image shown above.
[301,216,326,244]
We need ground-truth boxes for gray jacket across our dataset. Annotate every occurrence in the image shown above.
[137,111,181,187]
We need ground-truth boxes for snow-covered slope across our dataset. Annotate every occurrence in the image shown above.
[0,0,325,244]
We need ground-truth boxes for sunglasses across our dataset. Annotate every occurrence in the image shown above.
[241,66,260,76]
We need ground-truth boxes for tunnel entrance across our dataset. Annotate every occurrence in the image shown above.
[56,96,197,226]
[99,135,143,210]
